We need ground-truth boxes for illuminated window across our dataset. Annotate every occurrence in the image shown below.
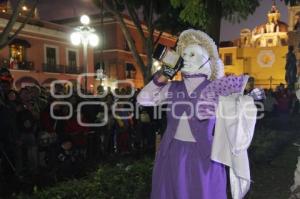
[9,44,25,62]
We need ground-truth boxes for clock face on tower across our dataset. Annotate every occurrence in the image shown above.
[257,50,275,67]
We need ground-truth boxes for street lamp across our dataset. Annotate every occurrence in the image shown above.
[70,14,99,92]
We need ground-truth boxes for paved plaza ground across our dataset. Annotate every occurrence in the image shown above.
[246,143,298,199]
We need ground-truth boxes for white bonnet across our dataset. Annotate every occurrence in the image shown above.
[176,29,224,80]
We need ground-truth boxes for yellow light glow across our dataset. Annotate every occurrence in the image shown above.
[22,6,28,11]
[153,60,160,67]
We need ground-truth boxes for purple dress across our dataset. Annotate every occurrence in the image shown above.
[137,74,247,199]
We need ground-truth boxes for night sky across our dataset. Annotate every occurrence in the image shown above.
[35,0,288,41]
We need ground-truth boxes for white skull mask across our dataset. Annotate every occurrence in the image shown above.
[181,44,211,78]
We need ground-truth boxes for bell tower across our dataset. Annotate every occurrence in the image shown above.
[268,0,281,24]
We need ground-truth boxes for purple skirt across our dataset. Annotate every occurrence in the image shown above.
[151,138,227,199]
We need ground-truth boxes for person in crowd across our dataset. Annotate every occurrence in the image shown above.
[0,70,17,177]
[290,90,300,116]
[114,100,134,154]
[276,90,291,129]
[136,106,154,152]
[17,87,38,174]
[30,85,47,113]
[94,90,115,157]
[55,136,79,179]
[263,89,278,118]
[64,95,89,160]
[39,100,58,168]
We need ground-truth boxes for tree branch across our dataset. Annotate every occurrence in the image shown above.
[147,0,154,31]
[0,0,25,46]
[154,31,163,46]
[146,0,154,42]
[124,0,147,42]
[111,0,147,74]
[102,0,117,15]
[0,0,39,49]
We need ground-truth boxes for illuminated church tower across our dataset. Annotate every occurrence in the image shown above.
[239,0,288,48]
[219,0,289,88]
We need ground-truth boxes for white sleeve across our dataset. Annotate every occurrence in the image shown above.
[137,80,171,106]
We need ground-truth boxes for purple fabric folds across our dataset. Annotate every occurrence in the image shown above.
[151,139,227,199]
[137,74,248,199]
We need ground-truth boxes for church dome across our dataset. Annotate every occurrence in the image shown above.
[251,1,288,35]
[277,21,289,32]
[252,20,288,35]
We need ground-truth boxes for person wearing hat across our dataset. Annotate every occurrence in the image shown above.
[137,29,263,199]
[0,68,14,105]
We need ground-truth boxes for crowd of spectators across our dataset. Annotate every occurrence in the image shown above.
[261,83,299,128]
[0,68,163,184]
[241,77,300,129]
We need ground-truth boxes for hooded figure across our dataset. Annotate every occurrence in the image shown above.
[137,29,256,199]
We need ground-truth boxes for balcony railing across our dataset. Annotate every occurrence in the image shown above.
[17,61,35,70]
[42,63,84,74]
[0,58,35,71]
[66,66,84,74]
[42,63,64,73]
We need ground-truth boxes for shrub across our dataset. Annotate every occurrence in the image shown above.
[16,158,153,199]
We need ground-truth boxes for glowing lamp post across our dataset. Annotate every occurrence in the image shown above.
[70,15,99,92]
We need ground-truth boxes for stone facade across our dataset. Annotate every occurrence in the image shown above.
[220,2,289,89]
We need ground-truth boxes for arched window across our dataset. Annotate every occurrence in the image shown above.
[281,39,287,46]
[9,39,30,62]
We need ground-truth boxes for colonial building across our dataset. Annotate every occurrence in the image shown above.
[54,13,177,89]
[220,1,289,88]
[0,1,94,91]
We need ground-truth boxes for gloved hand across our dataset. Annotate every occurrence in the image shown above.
[248,88,266,101]
[161,59,183,79]
[153,44,183,79]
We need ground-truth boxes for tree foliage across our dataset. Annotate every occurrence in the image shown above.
[170,0,260,43]
[94,0,260,82]
[170,0,260,27]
